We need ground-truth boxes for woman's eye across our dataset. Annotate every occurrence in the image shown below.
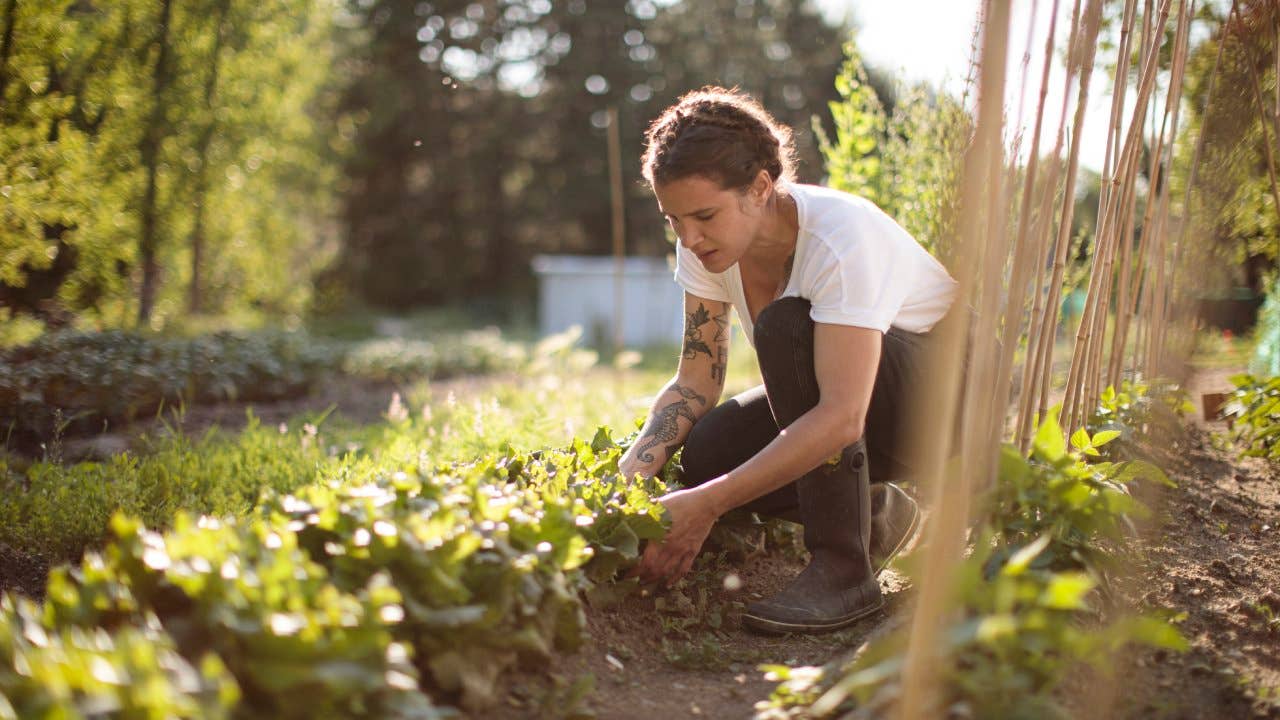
[695,214,714,222]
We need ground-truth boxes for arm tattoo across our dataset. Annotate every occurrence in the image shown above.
[683,303,714,360]
[634,384,705,463]
[711,306,729,343]
[671,382,707,407]
[712,346,727,384]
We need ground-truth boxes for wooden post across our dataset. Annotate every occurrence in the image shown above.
[607,106,626,356]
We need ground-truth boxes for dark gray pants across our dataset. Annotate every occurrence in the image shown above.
[680,297,932,517]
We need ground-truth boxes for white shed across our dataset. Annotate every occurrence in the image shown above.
[531,254,682,348]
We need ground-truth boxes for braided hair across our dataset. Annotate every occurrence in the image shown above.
[642,86,797,191]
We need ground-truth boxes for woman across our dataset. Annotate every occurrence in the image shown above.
[618,87,957,634]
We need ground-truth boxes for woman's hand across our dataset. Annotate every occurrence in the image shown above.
[631,485,720,586]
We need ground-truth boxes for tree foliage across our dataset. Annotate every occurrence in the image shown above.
[335,0,847,310]
[0,0,341,328]
[1171,0,1280,293]
[816,42,971,263]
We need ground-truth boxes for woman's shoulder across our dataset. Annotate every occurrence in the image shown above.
[790,183,894,248]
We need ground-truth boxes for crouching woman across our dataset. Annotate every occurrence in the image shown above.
[617,87,958,634]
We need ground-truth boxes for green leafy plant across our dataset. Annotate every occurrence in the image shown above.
[757,408,1185,720]
[1224,374,1280,458]
[0,426,671,717]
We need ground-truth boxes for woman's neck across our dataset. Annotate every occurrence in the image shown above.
[740,188,799,279]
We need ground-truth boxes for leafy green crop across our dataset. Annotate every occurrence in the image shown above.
[0,427,669,716]
[757,408,1185,719]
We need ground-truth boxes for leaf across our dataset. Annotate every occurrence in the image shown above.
[1001,534,1051,577]
[1070,427,1091,451]
[590,427,615,453]
[1090,430,1121,447]
[1038,572,1094,610]
[1033,410,1067,461]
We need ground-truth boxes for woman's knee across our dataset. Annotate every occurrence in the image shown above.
[754,296,812,366]
[680,419,719,486]
[754,297,810,343]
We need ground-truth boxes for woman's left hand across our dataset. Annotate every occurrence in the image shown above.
[632,486,720,586]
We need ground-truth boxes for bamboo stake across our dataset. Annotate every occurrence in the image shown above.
[1015,156,1065,449]
[1149,0,1195,374]
[1068,0,1169,426]
[996,0,1062,446]
[1062,0,1173,430]
[1019,0,1088,449]
[1082,0,1141,409]
[1099,0,1191,399]
[895,2,1013,716]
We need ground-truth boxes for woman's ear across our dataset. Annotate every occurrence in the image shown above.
[749,169,773,206]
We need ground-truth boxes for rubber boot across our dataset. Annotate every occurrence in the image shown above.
[742,439,883,634]
[869,482,921,575]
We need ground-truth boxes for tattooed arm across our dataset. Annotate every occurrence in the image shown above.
[619,292,731,479]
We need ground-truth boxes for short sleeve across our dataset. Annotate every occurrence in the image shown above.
[804,214,917,333]
[674,243,731,302]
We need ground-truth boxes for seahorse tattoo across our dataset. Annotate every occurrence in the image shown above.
[634,384,705,463]
[683,303,714,360]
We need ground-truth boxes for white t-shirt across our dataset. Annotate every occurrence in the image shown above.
[673,182,958,346]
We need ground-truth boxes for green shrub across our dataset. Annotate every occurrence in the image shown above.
[1224,373,1280,458]
[0,330,337,447]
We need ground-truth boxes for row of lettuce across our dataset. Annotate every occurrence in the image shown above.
[1,430,669,718]
[0,327,542,449]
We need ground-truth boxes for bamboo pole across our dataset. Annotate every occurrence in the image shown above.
[1149,0,1195,375]
[1065,0,1169,427]
[1062,0,1173,431]
[1081,0,1142,413]
[895,2,1013,716]
[1019,0,1088,450]
[1015,156,1065,449]
[996,0,1061,446]
[1098,0,1190,400]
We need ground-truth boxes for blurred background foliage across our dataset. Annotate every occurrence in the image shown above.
[0,0,850,331]
[2,0,1275,336]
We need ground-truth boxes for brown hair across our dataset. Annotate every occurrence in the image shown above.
[641,86,797,191]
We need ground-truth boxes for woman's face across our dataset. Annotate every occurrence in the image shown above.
[654,174,765,274]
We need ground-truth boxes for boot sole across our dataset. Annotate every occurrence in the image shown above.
[741,596,885,635]
[875,499,922,577]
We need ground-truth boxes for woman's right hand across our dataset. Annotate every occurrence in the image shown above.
[617,449,649,481]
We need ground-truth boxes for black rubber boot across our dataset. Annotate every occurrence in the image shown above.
[742,439,883,634]
[869,482,921,576]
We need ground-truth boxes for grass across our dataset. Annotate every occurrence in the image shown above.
[0,333,763,566]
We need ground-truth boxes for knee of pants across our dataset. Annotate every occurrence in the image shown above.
[753,296,811,359]
[679,419,720,487]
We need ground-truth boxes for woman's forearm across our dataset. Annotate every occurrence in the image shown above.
[699,402,862,516]
[619,376,721,478]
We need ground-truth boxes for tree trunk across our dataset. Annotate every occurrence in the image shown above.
[137,0,174,327]
[0,0,17,103]
[189,0,232,314]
